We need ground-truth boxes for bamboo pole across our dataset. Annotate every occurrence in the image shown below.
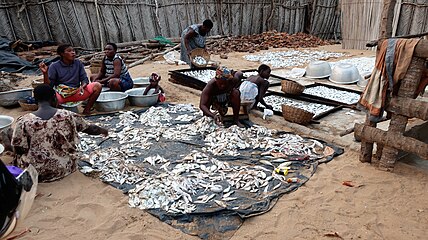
[95,0,104,49]
[56,0,73,45]
[71,0,88,47]
[83,2,96,48]
[124,0,135,41]
[22,0,35,41]
[4,6,17,40]
[137,2,147,40]
[392,0,402,36]
[41,3,53,40]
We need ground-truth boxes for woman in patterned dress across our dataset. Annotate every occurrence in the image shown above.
[12,84,108,182]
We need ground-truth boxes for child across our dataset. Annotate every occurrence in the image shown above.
[143,73,165,102]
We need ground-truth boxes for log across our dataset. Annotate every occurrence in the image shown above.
[367,39,428,58]
[414,39,428,58]
[379,57,425,170]
[78,46,151,61]
[354,124,428,160]
[128,44,180,68]
[359,116,377,163]
[379,0,397,39]
[387,97,428,120]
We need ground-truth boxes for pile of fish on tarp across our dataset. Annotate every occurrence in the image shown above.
[78,104,343,239]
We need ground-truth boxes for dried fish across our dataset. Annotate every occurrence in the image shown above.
[193,56,208,65]
[259,95,335,117]
[182,69,216,83]
[244,50,345,69]
[303,86,361,105]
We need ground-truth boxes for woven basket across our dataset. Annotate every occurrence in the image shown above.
[31,79,44,88]
[281,80,305,95]
[90,60,102,74]
[281,104,314,125]
[190,48,210,67]
[19,100,38,111]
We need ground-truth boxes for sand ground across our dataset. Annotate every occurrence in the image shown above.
[1,45,427,240]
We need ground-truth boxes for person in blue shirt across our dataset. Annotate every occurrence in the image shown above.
[39,44,102,115]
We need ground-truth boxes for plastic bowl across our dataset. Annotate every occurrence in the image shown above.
[329,63,361,84]
[60,102,82,113]
[95,92,128,112]
[305,61,331,79]
[133,77,150,88]
[0,115,14,131]
[125,88,159,107]
[357,75,369,88]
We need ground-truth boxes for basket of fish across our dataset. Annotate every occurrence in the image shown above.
[190,48,210,68]
[18,100,38,111]
[281,80,305,95]
[281,104,314,125]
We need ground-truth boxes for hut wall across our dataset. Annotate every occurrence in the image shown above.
[0,0,340,49]
[393,0,428,37]
[310,0,341,40]
[341,0,384,50]
[342,0,428,50]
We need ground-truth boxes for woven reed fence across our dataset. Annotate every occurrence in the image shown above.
[341,0,428,49]
[310,0,341,40]
[0,0,341,49]
[393,0,428,36]
[341,0,383,49]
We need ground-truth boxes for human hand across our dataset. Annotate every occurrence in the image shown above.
[101,128,108,137]
[39,62,48,74]
[214,115,223,126]
[78,86,85,95]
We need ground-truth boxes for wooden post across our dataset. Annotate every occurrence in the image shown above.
[379,0,397,39]
[358,115,377,163]
[378,57,425,171]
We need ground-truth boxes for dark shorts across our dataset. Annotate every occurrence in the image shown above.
[119,73,134,91]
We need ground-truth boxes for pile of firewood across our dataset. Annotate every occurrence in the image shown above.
[207,31,333,54]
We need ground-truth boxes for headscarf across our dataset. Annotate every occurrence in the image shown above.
[150,73,161,82]
[215,67,234,81]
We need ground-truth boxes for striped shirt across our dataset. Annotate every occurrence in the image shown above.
[104,54,129,78]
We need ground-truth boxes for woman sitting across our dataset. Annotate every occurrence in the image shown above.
[91,42,133,92]
[39,43,102,115]
[12,84,108,182]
